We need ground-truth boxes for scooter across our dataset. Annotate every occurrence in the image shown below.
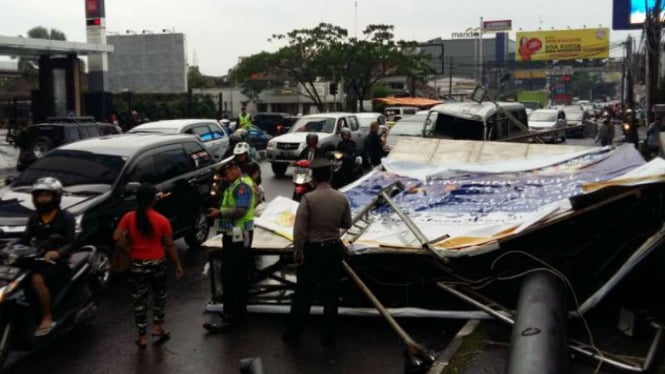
[330,151,363,189]
[0,242,110,368]
[292,159,313,202]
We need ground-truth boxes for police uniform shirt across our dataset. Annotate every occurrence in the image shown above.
[293,183,352,254]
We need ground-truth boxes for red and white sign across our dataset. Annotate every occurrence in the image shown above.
[482,19,512,33]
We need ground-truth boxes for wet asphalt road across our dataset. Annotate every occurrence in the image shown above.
[2,162,461,374]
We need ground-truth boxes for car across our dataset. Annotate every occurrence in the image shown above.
[128,119,229,160]
[386,113,429,150]
[384,106,418,122]
[527,109,567,142]
[0,134,219,253]
[15,116,121,171]
[252,113,299,136]
[245,125,272,151]
[355,112,387,136]
[561,106,589,138]
[266,113,365,177]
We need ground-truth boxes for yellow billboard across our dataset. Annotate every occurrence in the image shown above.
[516,28,610,61]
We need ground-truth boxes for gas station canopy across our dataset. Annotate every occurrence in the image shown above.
[0,35,113,57]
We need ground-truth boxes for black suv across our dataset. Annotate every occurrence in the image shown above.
[15,116,121,171]
[0,134,218,253]
[253,113,298,136]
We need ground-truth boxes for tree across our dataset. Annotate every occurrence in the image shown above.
[15,27,67,82]
[228,52,276,100]
[187,66,215,89]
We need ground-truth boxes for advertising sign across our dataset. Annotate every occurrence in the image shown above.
[85,0,105,18]
[482,19,512,33]
[516,28,610,61]
[613,0,655,30]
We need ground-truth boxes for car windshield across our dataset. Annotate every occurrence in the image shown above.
[389,121,425,136]
[14,150,126,188]
[567,111,584,120]
[529,111,557,122]
[289,117,336,133]
[129,127,179,134]
[357,116,377,128]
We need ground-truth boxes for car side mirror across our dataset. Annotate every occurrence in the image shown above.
[123,182,141,195]
[4,176,15,186]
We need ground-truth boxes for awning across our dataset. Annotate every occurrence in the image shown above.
[373,97,443,108]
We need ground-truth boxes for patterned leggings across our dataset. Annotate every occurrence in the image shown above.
[129,259,167,336]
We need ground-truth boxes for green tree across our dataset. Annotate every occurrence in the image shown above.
[15,27,67,82]
[228,52,276,100]
[187,66,215,89]
[339,25,433,111]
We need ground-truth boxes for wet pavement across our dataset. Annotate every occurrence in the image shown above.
[2,162,462,374]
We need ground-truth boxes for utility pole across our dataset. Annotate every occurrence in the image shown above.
[449,56,453,98]
[645,0,663,116]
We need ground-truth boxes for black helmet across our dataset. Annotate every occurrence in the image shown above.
[229,133,243,144]
[306,133,319,143]
[31,177,63,214]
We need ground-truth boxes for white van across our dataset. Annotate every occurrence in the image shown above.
[384,106,418,122]
[423,102,529,141]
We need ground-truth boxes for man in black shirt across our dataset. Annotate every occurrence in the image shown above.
[364,122,384,167]
[299,133,324,161]
[336,128,358,185]
[19,177,75,336]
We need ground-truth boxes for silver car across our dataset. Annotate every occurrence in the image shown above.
[129,119,230,160]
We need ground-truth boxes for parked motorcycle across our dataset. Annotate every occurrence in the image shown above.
[0,242,109,367]
[292,159,313,202]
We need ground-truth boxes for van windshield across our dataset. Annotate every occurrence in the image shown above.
[428,113,484,140]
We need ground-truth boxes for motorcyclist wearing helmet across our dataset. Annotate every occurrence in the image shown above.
[336,127,358,185]
[223,133,244,159]
[19,177,76,336]
[299,133,324,161]
[234,142,262,189]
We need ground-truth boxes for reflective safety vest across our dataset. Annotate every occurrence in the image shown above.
[239,113,252,130]
[216,178,255,233]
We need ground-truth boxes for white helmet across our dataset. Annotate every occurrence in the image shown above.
[340,127,352,137]
[233,142,251,156]
[32,177,63,196]
[220,119,230,126]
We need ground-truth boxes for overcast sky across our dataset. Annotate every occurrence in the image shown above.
[0,0,638,75]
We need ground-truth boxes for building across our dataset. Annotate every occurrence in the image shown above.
[419,34,515,80]
[107,33,187,93]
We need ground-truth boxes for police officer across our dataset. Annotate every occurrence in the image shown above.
[237,106,252,131]
[282,159,352,349]
[204,162,255,332]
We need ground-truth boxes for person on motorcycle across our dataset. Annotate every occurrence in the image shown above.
[234,142,263,203]
[299,133,324,161]
[336,127,359,185]
[223,133,244,159]
[623,109,639,147]
[19,177,75,336]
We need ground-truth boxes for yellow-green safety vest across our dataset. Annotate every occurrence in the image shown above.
[239,113,252,130]
[217,178,255,233]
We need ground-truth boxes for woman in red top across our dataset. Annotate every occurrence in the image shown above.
[114,183,183,348]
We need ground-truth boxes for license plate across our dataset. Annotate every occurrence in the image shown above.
[0,266,20,280]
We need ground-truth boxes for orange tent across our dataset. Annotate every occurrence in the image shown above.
[373,97,443,108]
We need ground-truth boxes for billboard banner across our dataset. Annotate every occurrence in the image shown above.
[613,0,654,30]
[516,28,610,61]
[482,19,512,33]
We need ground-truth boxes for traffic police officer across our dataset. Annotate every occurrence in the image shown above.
[204,161,255,332]
[238,106,252,131]
[282,159,352,349]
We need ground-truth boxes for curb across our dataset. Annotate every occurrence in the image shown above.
[427,319,480,374]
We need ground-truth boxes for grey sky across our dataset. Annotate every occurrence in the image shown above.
[0,0,636,75]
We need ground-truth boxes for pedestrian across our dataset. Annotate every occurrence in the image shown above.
[282,159,352,349]
[114,183,184,348]
[596,116,615,147]
[204,161,255,333]
[644,115,663,158]
[364,121,385,167]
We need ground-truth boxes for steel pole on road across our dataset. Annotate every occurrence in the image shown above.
[506,271,569,374]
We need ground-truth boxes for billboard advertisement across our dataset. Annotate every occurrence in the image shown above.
[482,19,512,33]
[613,0,655,29]
[516,28,610,61]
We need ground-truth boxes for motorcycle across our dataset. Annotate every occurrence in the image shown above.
[0,241,110,367]
[292,159,313,202]
[330,151,363,189]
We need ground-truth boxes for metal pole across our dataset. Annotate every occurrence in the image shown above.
[506,271,569,374]
[479,17,484,86]
[449,56,453,98]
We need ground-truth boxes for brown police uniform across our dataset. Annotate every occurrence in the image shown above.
[283,172,352,347]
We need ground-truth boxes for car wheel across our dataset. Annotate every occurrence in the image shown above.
[185,210,211,249]
[31,137,53,159]
[271,163,288,177]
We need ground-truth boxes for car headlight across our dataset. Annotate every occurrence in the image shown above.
[267,141,276,149]
[75,214,83,235]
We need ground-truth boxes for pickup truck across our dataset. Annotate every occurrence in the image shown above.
[265,113,365,176]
